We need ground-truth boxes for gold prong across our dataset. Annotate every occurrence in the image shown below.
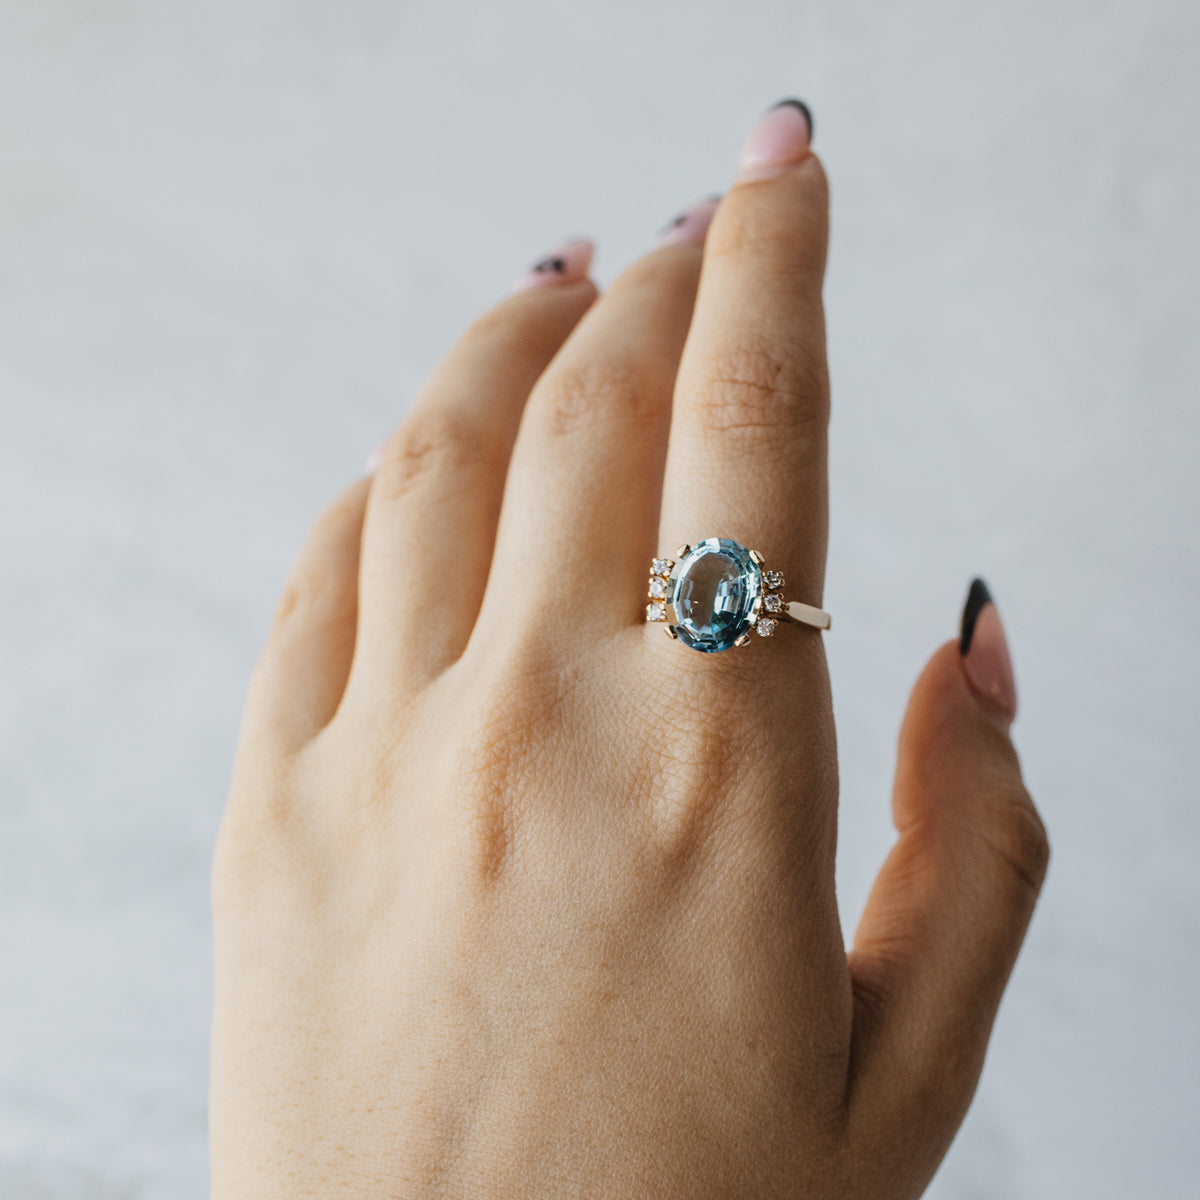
[749,549,765,565]
[734,633,751,647]
[664,625,679,640]
[675,543,691,559]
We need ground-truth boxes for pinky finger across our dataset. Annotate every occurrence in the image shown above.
[240,477,370,754]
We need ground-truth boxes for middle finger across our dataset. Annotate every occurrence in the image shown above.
[474,200,720,648]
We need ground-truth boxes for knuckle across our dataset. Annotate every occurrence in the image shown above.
[635,697,779,868]
[976,786,1051,897]
[270,487,365,630]
[690,334,829,443]
[271,581,304,627]
[533,354,664,438]
[266,580,337,653]
[374,408,499,502]
[652,721,743,831]
[212,775,302,910]
[444,654,570,883]
[267,577,330,643]
[214,746,369,912]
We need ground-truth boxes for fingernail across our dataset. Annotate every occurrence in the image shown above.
[959,578,1018,725]
[365,441,385,474]
[737,98,814,182]
[657,195,721,247]
[512,237,594,291]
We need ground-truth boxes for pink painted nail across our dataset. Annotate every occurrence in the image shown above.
[365,439,386,474]
[960,579,1018,726]
[657,196,722,247]
[512,237,594,291]
[737,99,814,182]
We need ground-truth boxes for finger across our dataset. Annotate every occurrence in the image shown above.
[846,581,1049,1182]
[347,241,597,701]
[242,477,371,752]
[660,101,831,611]
[475,201,718,644]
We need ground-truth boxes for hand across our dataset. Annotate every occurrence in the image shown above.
[211,101,1048,1199]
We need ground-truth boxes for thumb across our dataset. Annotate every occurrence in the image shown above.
[845,580,1050,1180]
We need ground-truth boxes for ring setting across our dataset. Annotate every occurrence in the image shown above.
[646,537,831,653]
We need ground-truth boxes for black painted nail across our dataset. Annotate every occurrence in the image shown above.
[512,238,594,291]
[959,577,994,656]
[657,196,722,246]
[658,194,723,237]
[771,98,814,141]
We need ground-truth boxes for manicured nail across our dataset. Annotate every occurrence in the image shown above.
[737,98,814,182]
[512,237,594,291]
[657,195,721,247]
[960,578,1018,725]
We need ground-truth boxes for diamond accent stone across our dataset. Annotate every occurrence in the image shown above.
[763,592,783,613]
[756,618,778,637]
[646,602,667,621]
[764,570,784,590]
[652,557,673,577]
[648,578,667,599]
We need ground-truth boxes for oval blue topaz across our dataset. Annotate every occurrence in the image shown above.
[668,538,762,653]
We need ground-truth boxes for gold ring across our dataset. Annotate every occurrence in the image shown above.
[645,537,831,653]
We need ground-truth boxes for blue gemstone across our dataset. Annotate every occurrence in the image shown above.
[668,538,762,653]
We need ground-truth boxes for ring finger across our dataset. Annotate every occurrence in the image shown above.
[659,102,831,619]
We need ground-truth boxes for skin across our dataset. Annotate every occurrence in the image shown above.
[211,146,1049,1197]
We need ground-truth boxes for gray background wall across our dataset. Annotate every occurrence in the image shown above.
[2,1,1197,1195]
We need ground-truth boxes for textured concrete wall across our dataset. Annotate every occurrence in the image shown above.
[1,2,1197,1195]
